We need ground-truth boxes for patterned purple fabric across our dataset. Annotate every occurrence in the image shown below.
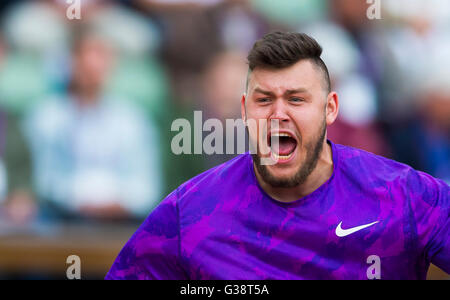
[106,141,449,279]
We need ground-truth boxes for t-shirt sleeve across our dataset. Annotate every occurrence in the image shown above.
[410,170,450,274]
[105,190,188,279]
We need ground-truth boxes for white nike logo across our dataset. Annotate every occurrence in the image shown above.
[335,221,379,237]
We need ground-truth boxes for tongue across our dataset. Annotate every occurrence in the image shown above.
[272,138,297,156]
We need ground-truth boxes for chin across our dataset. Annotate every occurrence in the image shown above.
[266,164,300,180]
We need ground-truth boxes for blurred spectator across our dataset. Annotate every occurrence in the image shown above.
[376,0,450,183]
[1,112,36,225]
[0,30,36,224]
[328,74,389,156]
[0,111,5,204]
[0,35,6,207]
[250,0,326,28]
[213,0,271,53]
[303,21,389,156]
[380,12,450,120]
[330,0,385,107]
[136,0,223,105]
[0,159,5,203]
[390,66,450,184]
[0,0,447,216]
[331,0,372,33]
[23,31,162,221]
[199,50,247,168]
[83,1,169,122]
[132,0,271,188]
[384,0,450,28]
[136,0,270,106]
[201,51,246,120]
[0,1,65,115]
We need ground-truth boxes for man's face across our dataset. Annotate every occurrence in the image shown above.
[242,60,336,188]
[73,37,113,92]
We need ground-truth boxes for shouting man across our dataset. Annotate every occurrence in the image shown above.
[106,32,449,280]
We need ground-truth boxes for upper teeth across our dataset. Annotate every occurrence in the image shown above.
[272,133,292,138]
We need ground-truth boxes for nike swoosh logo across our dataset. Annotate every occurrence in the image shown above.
[335,221,379,237]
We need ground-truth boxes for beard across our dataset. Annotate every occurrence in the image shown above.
[251,118,327,188]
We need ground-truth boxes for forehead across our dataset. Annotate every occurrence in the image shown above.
[248,60,323,95]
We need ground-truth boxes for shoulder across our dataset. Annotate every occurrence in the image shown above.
[334,143,413,179]
[334,142,449,205]
[176,153,252,202]
[138,153,252,233]
[159,153,252,209]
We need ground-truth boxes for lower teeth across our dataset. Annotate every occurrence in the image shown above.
[273,152,293,160]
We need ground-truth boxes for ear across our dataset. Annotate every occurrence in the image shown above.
[325,91,339,126]
[241,93,247,123]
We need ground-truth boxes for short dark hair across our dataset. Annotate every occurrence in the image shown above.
[246,31,331,93]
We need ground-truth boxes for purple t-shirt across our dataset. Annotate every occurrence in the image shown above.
[106,141,449,280]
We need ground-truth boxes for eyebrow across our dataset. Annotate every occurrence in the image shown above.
[284,88,310,96]
[253,88,275,96]
[253,87,311,97]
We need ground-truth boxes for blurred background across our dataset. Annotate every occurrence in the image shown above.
[0,0,448,279]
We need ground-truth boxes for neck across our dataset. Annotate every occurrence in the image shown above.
[254,140,334,203]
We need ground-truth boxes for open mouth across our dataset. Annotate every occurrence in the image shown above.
[269,132,298,161]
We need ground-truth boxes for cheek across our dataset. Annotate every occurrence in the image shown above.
[245,105,271,131]
[245,102,269,119]
[245,106,273,151]
[291,110,324,143]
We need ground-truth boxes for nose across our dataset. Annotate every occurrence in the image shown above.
[269,99,290,123]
